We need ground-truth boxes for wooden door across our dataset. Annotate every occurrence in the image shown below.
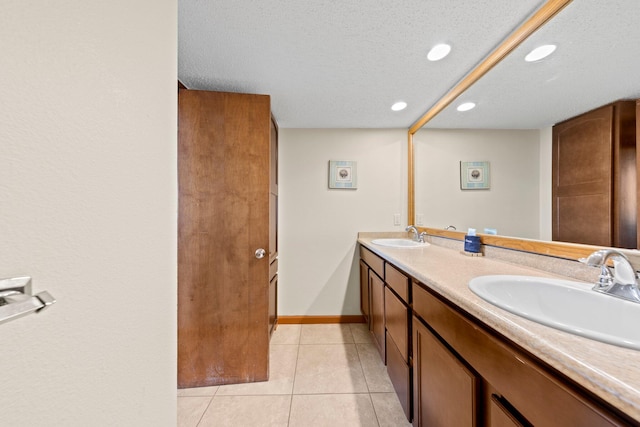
[178,89,271,387]
[269,117,278,263]
[637,99,640,248]
[268,116,279,335]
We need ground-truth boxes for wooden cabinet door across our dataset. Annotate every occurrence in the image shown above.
[370,271,385,361]
[387,331,411,421]
[359,260,370,324]
[488,394,528,427]
[552,101,636,248]
[552,104,613,246]
[412,316,478,427]
[178,89,271,387]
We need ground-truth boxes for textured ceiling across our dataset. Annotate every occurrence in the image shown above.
[179,0,639,129]
[426,0,640,129]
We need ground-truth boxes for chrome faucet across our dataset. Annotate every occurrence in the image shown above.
[580,249,640,303]
[406,225,427,243]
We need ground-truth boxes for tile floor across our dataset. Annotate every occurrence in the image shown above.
[177,323,412,427]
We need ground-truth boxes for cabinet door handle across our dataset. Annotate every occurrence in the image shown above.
[255,248,266,259]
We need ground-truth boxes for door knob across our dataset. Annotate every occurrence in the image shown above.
[255,248,266,259]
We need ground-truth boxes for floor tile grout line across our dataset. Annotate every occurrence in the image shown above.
[194,395,215,427]
[367,392,383,427]
[286,325,302,426]
[353,323,387,426]
[351,323,384,426]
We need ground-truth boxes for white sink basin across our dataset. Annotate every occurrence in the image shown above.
[468,275,640,350]
[371,238,429,248]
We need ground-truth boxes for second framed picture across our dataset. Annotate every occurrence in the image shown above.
[460,161,490,190]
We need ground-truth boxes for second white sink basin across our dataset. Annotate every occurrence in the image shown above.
[371,238,429,248]
[469,275,640,350]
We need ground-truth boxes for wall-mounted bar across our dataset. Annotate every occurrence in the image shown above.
[0,276,56,326]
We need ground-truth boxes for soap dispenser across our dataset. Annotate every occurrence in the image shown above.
[464,228,481,253]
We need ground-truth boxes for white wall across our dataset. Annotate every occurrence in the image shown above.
[0,1,177,426]
[279,129,406,316]
[414,129,540,239]
[539,127,553,240]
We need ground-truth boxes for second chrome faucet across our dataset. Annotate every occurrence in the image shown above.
[580,249,640,303]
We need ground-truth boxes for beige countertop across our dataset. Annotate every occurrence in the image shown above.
[358,233,640,423]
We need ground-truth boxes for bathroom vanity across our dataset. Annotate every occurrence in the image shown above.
[358,233,640,426]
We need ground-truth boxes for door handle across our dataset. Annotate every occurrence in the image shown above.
[255,248,266,259]
[0,277,56,326]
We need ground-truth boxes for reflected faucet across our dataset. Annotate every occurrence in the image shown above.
[580,249,640,303]
[406,225,426,243]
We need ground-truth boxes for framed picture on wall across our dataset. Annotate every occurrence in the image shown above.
[460,161,490,190]
[329,160,357,189]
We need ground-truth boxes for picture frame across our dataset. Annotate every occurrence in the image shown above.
[460,161,490,190]
[328,160,357,189]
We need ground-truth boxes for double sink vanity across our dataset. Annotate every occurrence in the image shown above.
[358,232,640,426]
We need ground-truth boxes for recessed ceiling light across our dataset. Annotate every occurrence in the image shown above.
[457,102,476,112]
[391,101,407,111]
[427,44,451,61]
[525,44,557,62]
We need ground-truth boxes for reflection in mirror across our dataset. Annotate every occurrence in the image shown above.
[412,0,640,249]
[414,128,546,240]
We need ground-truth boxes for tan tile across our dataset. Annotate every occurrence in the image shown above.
[216,344,298,395]
[177,396,211,427]
[293,343,368,394]
[349,323,373,343]
[356,343,394,392]
[300,324,355,344]
[199,395,291,427]
[289,394,378,427]
[370,392,412,427]
[270,324,302,345]
[177,385,219,397]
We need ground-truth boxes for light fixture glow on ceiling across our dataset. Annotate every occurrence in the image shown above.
[457,102,476,112]
[427,44,452,61]
[391,101,407,111]
[525,44,557,62]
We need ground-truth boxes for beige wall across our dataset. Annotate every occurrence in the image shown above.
[413,129,541,239]
[279,129,407,316]
[539,126,553,240]
[0,1,177,425]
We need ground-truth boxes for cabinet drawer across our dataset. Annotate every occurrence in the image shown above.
[360,246,384,279]
[386,331,411,421]
[384,286,409,362]
[385,263,409,302]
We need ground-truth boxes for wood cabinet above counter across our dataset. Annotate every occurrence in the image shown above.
[358,233,640,425]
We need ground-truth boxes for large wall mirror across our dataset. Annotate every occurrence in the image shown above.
[409,0,640,258]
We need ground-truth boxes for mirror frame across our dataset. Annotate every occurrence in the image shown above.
[406,0,604,260]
